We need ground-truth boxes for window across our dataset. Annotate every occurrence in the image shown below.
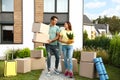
[1,25,13,44]
[2,0,14,12]
[44,0,55,12]
[57,0,68,12]
[44,0,68,13]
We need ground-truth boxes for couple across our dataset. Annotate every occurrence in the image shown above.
[45,16,74,78]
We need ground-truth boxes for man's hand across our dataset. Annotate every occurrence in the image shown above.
[47,40,53,43]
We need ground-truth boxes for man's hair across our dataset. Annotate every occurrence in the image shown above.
[50,16,58,20]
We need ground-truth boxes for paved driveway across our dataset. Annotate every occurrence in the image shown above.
[39,56,75,80]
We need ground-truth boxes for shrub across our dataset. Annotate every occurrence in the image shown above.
[35,46,47,57]
[73,49,81,64]
[83,47,109,64]
[84,35,111,50]
[17,48,30,58]
[108,34,120,67]
[5,49,20,60]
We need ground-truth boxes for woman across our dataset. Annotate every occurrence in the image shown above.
[59,21,74,78]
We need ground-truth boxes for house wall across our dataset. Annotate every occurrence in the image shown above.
[84,25,96,39]
[69,0,83,49]
[0,0,34,59]
[0,0,83,59]
[14,0,23,43]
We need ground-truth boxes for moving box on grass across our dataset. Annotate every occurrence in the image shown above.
[61,58,78,73]
[16,58,31,73]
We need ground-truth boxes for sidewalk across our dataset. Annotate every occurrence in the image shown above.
[39,56,75,80]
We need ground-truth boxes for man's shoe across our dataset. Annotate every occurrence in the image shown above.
[46,71,51,77]
[54,68,60,74]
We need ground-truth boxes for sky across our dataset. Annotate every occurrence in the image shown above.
[84,0,120,20]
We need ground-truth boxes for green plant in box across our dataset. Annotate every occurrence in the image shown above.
[66,32,74,44]
[66,32,74,40]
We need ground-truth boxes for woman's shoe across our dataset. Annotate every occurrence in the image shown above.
[69,71,73,78]
[64,70,69,76]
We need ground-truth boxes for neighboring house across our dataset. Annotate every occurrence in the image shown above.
[83,15,96,39]
[94,24,109,36]
[83,15,111,39]
[0,0,83,59]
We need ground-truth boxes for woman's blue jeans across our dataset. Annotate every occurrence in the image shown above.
[62,45,73,71]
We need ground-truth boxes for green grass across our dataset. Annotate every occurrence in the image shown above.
[0,60,42,80]
[1,60,120,80]
[74,64,120,80]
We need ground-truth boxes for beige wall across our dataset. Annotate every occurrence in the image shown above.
[34,0,44,48]
[14,0,23,43]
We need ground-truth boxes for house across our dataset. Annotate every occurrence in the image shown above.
[94,24,109,36]
[83,15,111,39]
[83,15,96,39]
[0,0,83,59]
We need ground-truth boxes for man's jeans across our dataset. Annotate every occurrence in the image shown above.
[45,44,59,70]
[62,45,73,71]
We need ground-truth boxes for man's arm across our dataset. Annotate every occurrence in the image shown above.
[48,32,60,43]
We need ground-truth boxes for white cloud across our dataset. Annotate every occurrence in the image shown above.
[85,1,106,9]
[101,6,120,17]
[85,5,120,20]
[112,0,120,3]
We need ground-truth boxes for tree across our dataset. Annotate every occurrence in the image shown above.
[93,16,120,34]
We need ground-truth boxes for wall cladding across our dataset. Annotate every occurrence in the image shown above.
[34,0,44,48]
[14,0,23,43]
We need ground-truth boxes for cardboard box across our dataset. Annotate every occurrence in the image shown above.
[16,58,31,73]
[61,53,64,59]
[61,58,78,73]
[79,61,95,79]
[31,50,43,58]
[32,23,49,33]
[31,57,46,70]
[81,52,96,62]
[33,33,49,43]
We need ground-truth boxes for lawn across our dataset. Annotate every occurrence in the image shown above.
[0,60,42,80]
[74,64,120,80]
[0,60,120,80]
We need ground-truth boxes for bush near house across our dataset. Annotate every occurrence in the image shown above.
[35,46,47,57]
[108,34,120,67]
[5,48,30,59]
[17,48,30,58]
[84,35,111,50]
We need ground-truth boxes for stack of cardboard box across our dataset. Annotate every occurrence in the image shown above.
[32,23,49,43]
[16,50,46,73]
[30,50,46,70]
[79,52,96,79]
[61,53,78,73]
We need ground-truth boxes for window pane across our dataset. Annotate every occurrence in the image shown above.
[2,25,13,43]
[2,0,14,12]
[57,0,68,12]
[44,0,55,12]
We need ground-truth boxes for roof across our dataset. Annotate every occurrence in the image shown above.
[83,15,93,25]
[94,24,107,33]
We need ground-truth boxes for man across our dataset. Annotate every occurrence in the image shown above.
[45,16,60,76]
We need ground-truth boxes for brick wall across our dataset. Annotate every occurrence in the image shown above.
[34,0,44,48]
[14,0,23,43]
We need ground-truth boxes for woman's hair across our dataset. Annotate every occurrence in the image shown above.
[65,21,72,30]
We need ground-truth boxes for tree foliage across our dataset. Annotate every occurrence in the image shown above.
[93,16,120,34]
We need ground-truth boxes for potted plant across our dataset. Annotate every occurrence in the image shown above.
[66,32,74,44]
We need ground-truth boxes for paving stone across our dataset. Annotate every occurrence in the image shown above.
[39,56,75,80]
